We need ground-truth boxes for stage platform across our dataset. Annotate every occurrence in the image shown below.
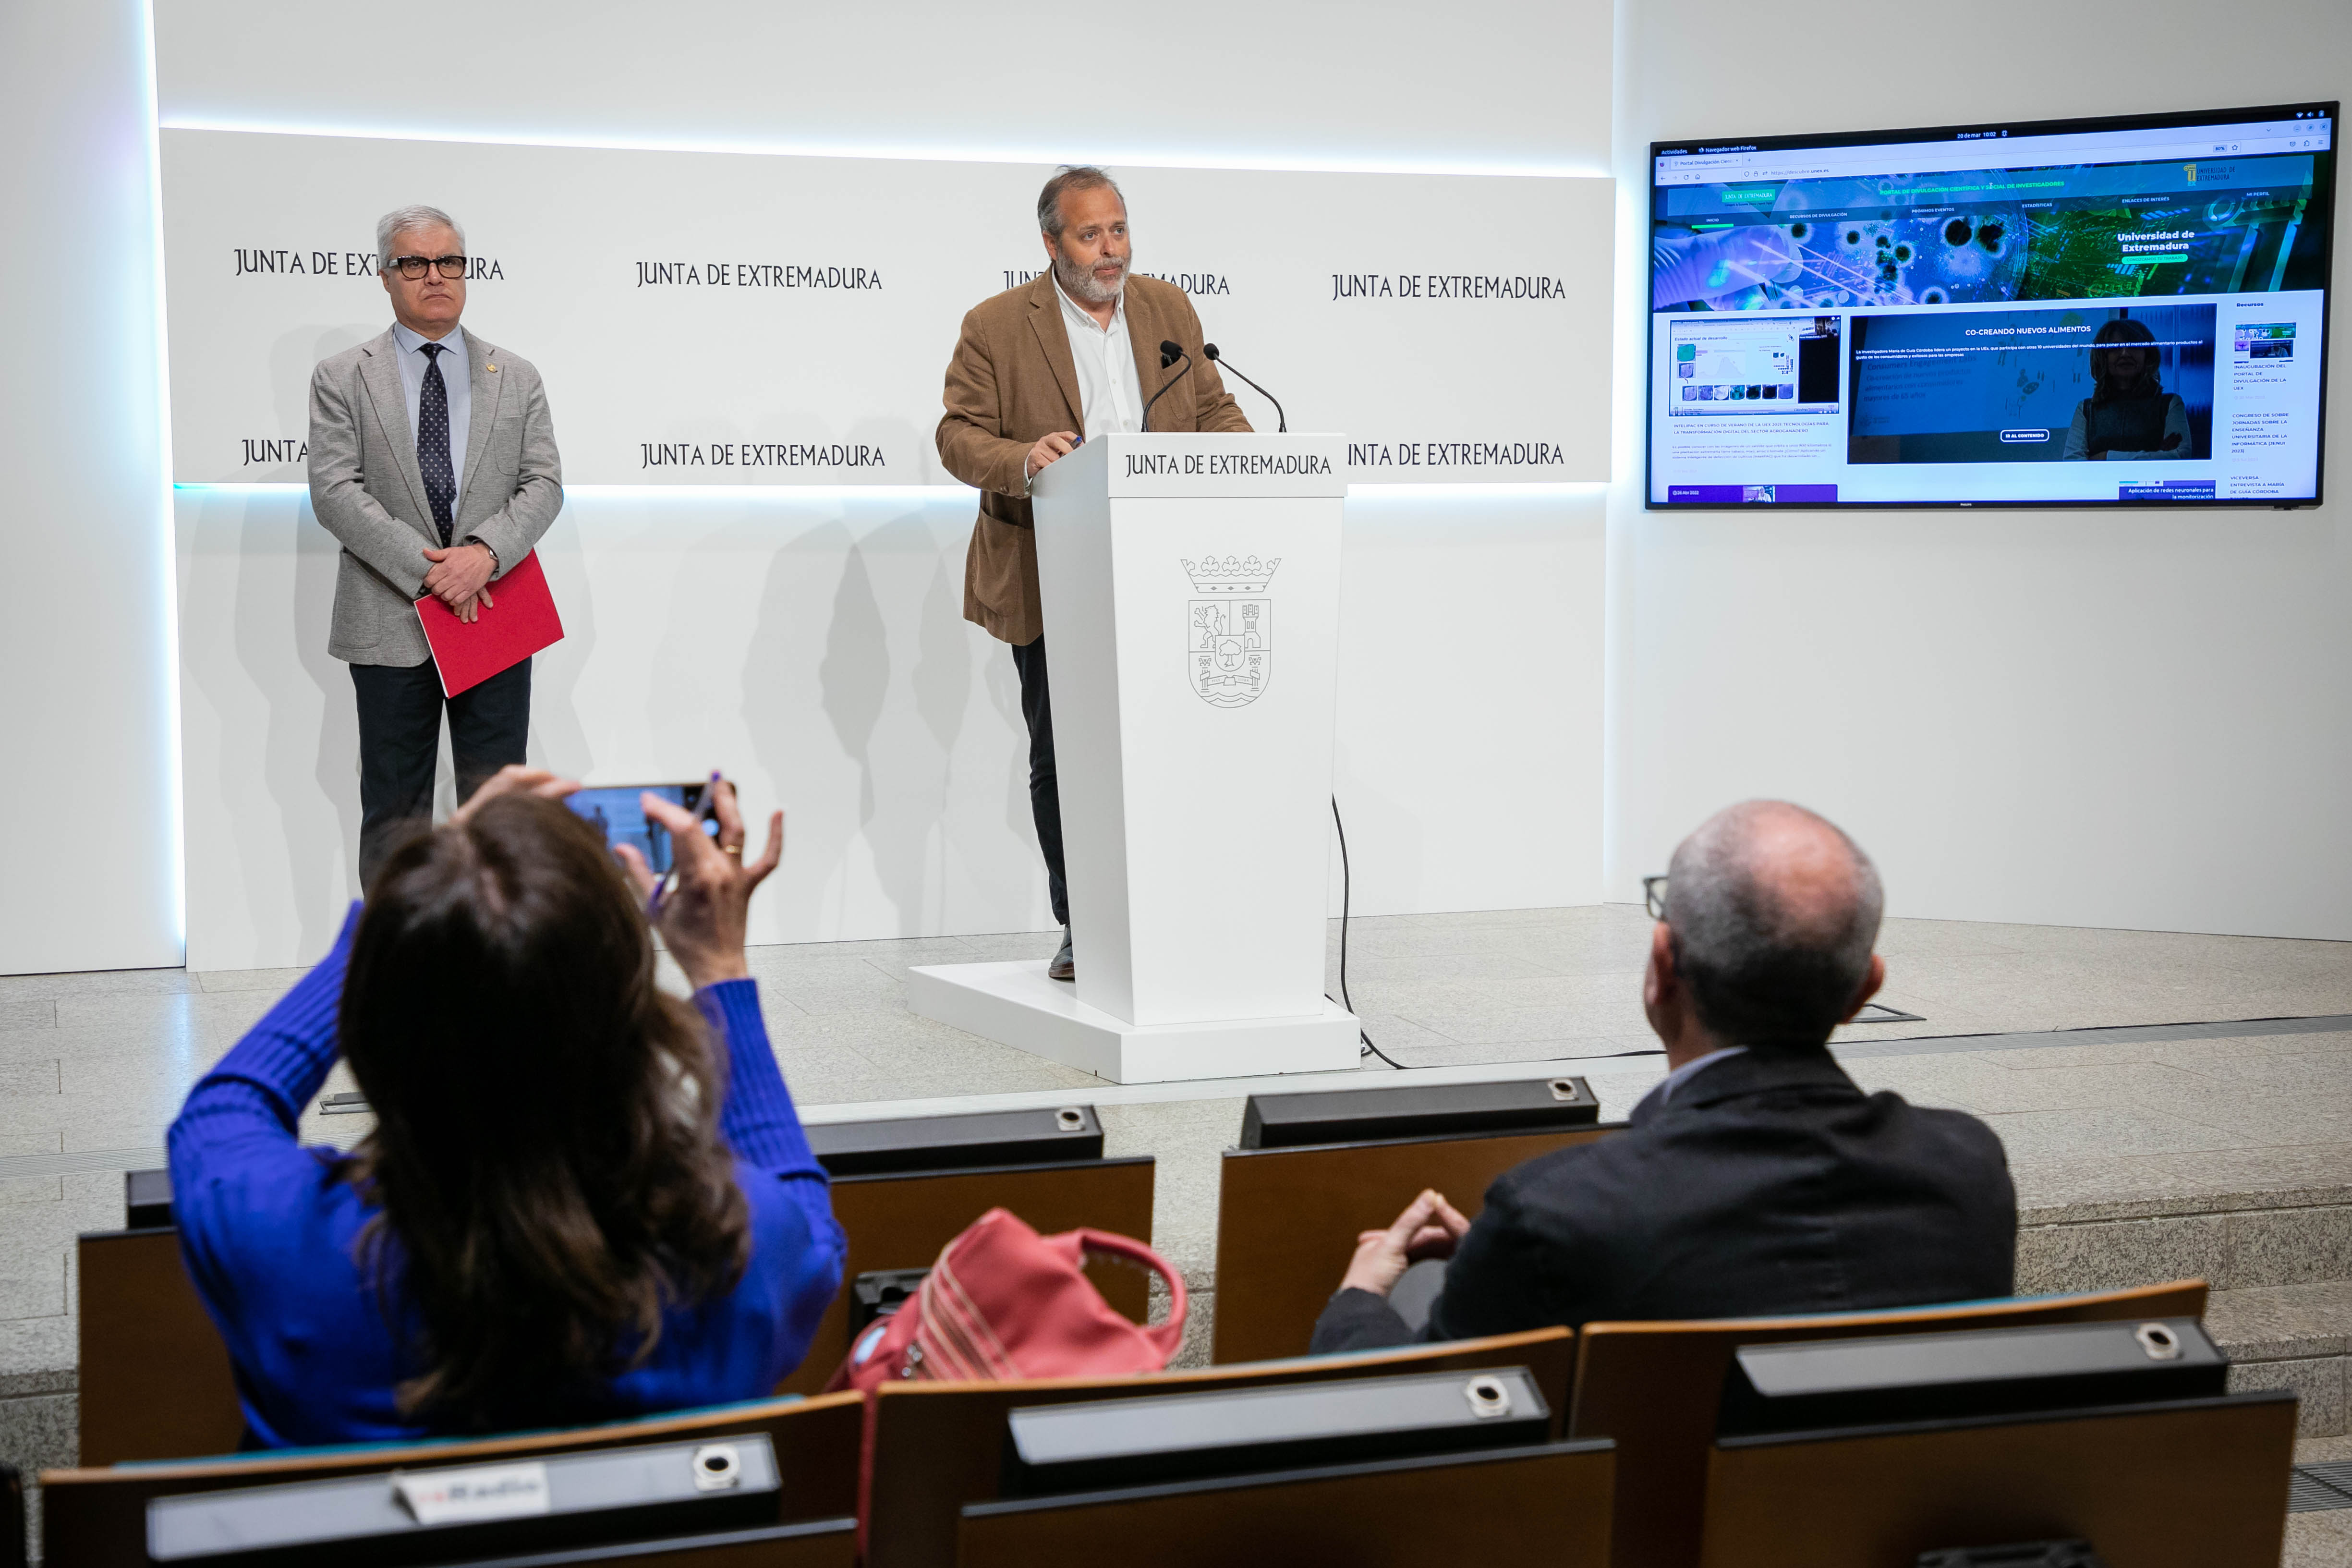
[905,959,1361,1084]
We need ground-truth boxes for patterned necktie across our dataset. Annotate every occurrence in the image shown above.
[416,341,456,547]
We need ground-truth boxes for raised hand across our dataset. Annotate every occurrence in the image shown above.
[613,778,784,990]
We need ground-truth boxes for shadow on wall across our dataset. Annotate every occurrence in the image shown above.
[747,505,1026,940]
[214,490,356,963]
[187,479,1052,970]
[524,509,598,786]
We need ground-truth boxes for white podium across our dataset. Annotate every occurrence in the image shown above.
[909,433,1361,1083]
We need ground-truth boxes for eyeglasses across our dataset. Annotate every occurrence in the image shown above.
[389,255,469,280]
[1642,875,1669,920]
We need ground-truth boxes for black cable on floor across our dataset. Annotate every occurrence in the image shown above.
[1330,796,1404,1070]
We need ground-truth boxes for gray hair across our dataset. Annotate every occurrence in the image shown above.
[1037,167,1124,238]
[1662,800,1884,1049]
[375,205,466,267]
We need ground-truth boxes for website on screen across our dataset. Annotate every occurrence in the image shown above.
[1647,106,2335,506]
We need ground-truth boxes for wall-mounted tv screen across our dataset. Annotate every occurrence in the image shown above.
[1647,102,2335,508]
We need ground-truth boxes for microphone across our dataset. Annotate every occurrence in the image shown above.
[1141,340,1191,432]
[1202,344,1287,433]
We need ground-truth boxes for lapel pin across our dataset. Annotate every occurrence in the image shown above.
[487,362,499,372]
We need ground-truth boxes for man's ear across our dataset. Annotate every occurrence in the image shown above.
[1641,921,1684,1046]
[1643,922,1677,1008]
[1838,954,1887,1023]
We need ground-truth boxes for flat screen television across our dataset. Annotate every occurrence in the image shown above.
[1646,101,2335,508]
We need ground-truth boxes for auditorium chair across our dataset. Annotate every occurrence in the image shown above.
[39,1391,862,1568]
[433,1520,857,1567]
[1211,1080,1623,1364]
[860,1326,1578,1568]
[1567,1278,2213,1568]
[775,1146,1156,1395]
[75,1222,241,1465]
[958,1439,1614,1567]
[82,1129,1156,1453]
[1693,1333,2295,1568]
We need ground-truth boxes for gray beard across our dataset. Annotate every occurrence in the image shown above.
[1053,249,1127,305]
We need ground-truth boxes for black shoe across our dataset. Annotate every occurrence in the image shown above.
[1048,927,1075,982]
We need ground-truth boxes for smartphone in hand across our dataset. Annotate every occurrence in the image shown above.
[564,781,719,874]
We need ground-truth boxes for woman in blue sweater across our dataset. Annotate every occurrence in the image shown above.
[169,769,845,1446]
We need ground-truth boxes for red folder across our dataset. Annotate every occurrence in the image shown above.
[415,549,566,697]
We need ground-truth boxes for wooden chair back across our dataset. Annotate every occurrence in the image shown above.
[865,1326,1575,1568]
[384,1519,857,1568]
[1212,1125,1622,1363]
[39,1392,863,1568]
[776,1156,1156,1395]
[957,1439,1615,1568]
[77,1157,1153,1456]
[1696,1389,2296,1568]
[75,1228,242,1466]
[1569,1278,2212,1568]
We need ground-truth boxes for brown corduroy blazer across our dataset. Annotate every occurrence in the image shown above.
[936,273,1252,645]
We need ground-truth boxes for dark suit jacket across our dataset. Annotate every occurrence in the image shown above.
[1310,1048,2016,1353]
[934,273,1251,645]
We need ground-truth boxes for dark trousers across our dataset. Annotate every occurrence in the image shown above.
[1008,635,1068,928]
[350,657,533,887]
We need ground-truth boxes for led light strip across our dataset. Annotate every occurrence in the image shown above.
[143,0,188,949]
[177,482,1609,500]
[156,115,1609,182]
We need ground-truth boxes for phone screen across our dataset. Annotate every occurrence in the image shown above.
[565,782,713,875]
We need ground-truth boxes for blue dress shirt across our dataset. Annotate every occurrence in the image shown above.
[389,320,471,502]
[167,904,846,1448]
[1638,1044,1751,1114]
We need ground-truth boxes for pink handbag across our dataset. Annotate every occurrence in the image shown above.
[825,1206,1187,1391]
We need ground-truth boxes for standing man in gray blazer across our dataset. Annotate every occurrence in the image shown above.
[308,204,564,884]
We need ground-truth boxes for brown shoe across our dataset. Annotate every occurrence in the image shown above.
[1048,927,1075,982]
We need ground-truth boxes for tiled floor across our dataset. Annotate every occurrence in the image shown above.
[3,903,2350,1546]
[2290,1435,2352,1565]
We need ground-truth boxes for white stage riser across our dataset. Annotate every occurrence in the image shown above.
[907,963,1360,1084]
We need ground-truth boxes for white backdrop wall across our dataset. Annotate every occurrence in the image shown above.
[1606,0,2352,941]
[154,0,1618,971]
[153,2,1611,177]
[162,133,1612,486]
[178,485,1606,970]
[38,0,2337,972]
[0,0,182,975]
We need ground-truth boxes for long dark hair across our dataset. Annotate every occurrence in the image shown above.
[339,795,750,1430]
[2089,317,2163,403]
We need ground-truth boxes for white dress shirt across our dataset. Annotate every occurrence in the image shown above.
[389,320,471,499]
[1053,278,1144,438]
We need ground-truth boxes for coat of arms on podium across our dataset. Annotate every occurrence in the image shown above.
[1183,555,1278,708]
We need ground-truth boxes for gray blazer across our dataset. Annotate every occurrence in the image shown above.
[307,327,564,666]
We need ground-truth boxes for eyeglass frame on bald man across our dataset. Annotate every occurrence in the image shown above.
[1642,875,1669,921]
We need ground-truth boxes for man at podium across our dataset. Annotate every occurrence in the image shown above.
[937,165,1250,981]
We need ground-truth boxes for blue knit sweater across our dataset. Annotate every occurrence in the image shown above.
[167,904,845,1447]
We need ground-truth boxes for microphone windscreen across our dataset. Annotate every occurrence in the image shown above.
[1202,342,1223,360]
[1160,340,1184,368]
